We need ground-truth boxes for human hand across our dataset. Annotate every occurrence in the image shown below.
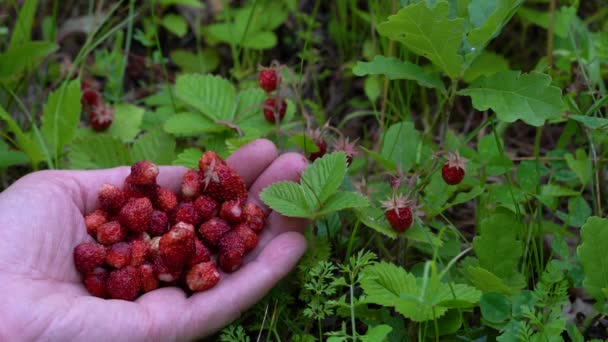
[0,139,308,341]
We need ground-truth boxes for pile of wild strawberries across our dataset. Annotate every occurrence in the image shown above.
[73,151,266,301]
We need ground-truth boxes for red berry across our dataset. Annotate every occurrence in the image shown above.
[233,223,258,252]
[201,162,247,202]
[106,266,141,300]
[129,161,159,185]
[219,199,244,224]
[263,97,287,123]
[152,253,180,283]
[74,242,107,274]
[159,224,195,272]
[189,239,211,267]
[84,209,108,236]
[242,202,265,233]
[106,242,132,269]
[381,195,413,232]
[309,139,327,161]
[194,195,219,221]
[96,221,127,245]
[148,210,169,237]
[130,240,149,267]
[123,177,159,201]
[258,68,279,92]
[83,267,108,298]
[82,88,102,107]
[218,231,246,272]
[181,169,201,199]
[441,151,467,185]
[98,184,127,214]
[156,187,178,212]
[334,137,358,166]
[198,151,226,173]
[186,262,221,292]
[172,202,202,226]
[199,218,232,248]
[139,263,159,293]
[119,197,153,233]
[90,105,113,131]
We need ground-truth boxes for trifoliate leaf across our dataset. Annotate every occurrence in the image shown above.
[131,129,175,164]
[69,135,131,169]
[577,217,608,301]
[164,112,221,136]
[353,55,445,92]
[172,147,200,168]
[301,152,347,204]
[108,104,144,142]
[259,181,311,218]
[316,192,369,217]
[175,74,236,121]
[459,70,566,126]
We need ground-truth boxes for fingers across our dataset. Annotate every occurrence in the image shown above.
[179,232,307,338]
[226,139,278,187]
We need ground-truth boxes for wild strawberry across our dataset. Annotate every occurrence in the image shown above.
[74,242,107,274]
[198,151,226,173]
[172,202,202,226]
[220,199,244,224]
[156,187,178,212]
[263,97,287,123]
[307,128,327,161]
[130,240,149,267]
[159,224,195,271]
[199,218,232,248]
[258,67,279,93]
[90,105,113,132]
[186,262,221,292]
[233,223,258,252]
[119,197,153,233]
[152,254,180,283]
[381,194,413,232]
[189,239,211,267]
[83,267,108,298]
[334,137,358,166]
[84,209,108,236]
[139,263,159,293]
[106,242,132,269]
[96,221,127,245]
[242,202,265,233]
[124,178,159,201]
[82,88,102,107]
[148,210,169,237]
[194,195,219,221]
[181,169,201,199]
[106,266,141,300]
[98,184,127,213]
[218,231,246,272]
[201,161,247,202]
[441,152,467,185]
[148,236,161,258]
[129,161,159,185]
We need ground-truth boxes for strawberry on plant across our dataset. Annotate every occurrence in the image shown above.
[258,67,280,93]
[441,152,467,185]
[89,105,114,132]
[307,128,327,161]
[381,194,413,232]
[333,136,358,166]
[263,97,287,123]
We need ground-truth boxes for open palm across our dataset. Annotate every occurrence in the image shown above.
[0,139,308,341]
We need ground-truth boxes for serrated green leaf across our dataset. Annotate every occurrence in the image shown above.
[377,1,465,78]
[315,191,369,217]
[301,152,347,205]
[170,49,219,74]
[172,147,201,168]
[473,212,522,280]
[462,52,509,83]
[131,129,175,164]
[480,292,511,323]
[41,80,82,158]
[234,88,266,120]
[107,104,144,142]
[260,181,311,218]
[380,122,421,172]
[161,14,187,37]
[69,135,131,169]
[352,55,445,91]
[577,217,608,302]
[164,112,220,136]
[175,74,236,121]
[459,70,566,126]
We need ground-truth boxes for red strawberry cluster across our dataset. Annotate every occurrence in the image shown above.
[73,152,266,301]
[81,81,113,131]
[258,65,286,123]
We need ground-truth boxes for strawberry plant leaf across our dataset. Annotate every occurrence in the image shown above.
[172,147,200,169]
[459,70,566,126]
[41,79,82,160]
[290,134,320,153]
[69,135,131,169]
[161,14,187,37]
[131,129,175,164]
[175,74,236,121]
[377,1,465,79]
[462,52,509,83]
[107,104,144,142]
[259,181,312,218]
[473,212,523,281]
[164,112,221,136]
[315,191,369,217]
[380,122,421,173]
[352,55,445,92]
[577,217,608,302]
[170,49,219,74]
[234,88,266,121]
[300,152,347,205]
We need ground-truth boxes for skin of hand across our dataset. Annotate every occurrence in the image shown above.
[0,139,308,341]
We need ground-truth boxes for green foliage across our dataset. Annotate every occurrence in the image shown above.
[353,55,445,92]
[577,217,608,303]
